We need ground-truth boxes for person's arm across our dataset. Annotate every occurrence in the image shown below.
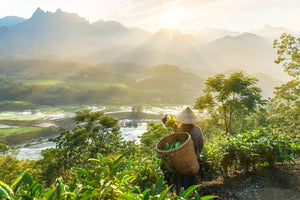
[198,127,204,153]
[161,114,169,126]
[191,127,204,153]
[162,115,179,133]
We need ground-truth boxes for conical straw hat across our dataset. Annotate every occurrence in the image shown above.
[176,107,200,124]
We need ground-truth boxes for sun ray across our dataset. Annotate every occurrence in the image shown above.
[157,9,181,29]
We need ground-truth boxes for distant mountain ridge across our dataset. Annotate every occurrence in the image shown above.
[0,8,296,82]
[0,16,26,27]
[194,28,241,42]
[253,25,297,41]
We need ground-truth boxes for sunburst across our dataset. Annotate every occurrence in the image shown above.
[157,9,181,28]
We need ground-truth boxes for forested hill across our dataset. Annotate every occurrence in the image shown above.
[0,58,283,108]
[0,59,207,106]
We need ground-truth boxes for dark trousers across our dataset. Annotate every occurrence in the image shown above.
[183,175,195,190]
[183,157,200,190]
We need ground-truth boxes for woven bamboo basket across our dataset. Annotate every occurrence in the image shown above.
[155,132,199,175]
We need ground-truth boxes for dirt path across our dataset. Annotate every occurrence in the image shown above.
[197,160,300,200]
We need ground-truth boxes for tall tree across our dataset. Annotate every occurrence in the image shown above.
[39,110,123,185]
[273,33,300,78]
[273,33,300,101]
[194,71,263,134]
[271,33,300,138]
[54,109,122,160]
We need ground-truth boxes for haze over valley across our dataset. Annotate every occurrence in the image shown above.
[0,6,297,150]
[0,8,297,84]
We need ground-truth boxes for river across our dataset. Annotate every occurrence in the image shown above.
[16,120,150,160]
[1,106,193,160]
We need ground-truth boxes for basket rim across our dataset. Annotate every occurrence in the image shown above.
[155,132,191,153]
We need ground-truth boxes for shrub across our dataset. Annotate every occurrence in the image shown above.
[0,153,217,200]
[201,128,299,178]
[139,122,172,155]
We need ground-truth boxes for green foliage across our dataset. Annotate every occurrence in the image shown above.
[194,71,263,134]
[0,101,35,111]
[201,128,298,177]
[37,148,72,186]
[131,105,145,118]
[271,33,300,141]
[166,117,177,128]
[0,144,9,154]
[0,155,40,185]
[274,79,300,102]
[0,153,214,200]
[273,33,300,104]
[0,60,206,106]
[126,156,162,191]
[0,127,57,145]
[0,170,43,200]
[248,99,300,140]
[274,33,300,78]
[0,127,42,136]
[140,122,173,155]
[132,105,144,113]
[38,110,123,186]
[163,141,183,150]
[197,113,224,141]
[72,152,135,199]
[55,109,122,157]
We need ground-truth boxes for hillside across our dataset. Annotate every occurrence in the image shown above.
[0,16,26,27]
[253,25,297,41]
[195,28,241,42]
[202,33,289,81]
[0,57,84,79]
[0,8,293,82]
[0,59,205,106]
[0,8,149,58]
[133,64,204,101]
[253,72,283,97]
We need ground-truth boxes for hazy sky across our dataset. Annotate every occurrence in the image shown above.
[0,0,299,32]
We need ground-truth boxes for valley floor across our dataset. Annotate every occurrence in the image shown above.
[197,159,300,200]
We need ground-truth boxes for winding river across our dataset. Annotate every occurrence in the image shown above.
[16,121,149,160]
[1,106,191,160]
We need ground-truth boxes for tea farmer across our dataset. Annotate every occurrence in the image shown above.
[176,107,204,189]
[162,107,204,189]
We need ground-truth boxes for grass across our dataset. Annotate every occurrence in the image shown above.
[0,101,36,111]
[0,112,44,121]
[25,79,127,89]
[0,101,32,105]
[67,80,127,89]
[0,101,35,108]
[0,126,43,136]
[25,80,66,86]
[35,105,90,114]
[0,104,93,121]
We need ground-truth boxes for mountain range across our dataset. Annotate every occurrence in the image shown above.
[0,8,297,82]
[0,16,26,27]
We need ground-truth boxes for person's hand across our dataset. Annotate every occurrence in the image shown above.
[162,114,170,126]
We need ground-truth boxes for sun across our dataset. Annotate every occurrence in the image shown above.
[157,9,181,28]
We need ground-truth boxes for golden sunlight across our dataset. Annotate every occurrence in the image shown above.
[157,9,181,28]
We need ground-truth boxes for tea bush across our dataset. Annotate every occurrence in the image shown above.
[0,152,216,200]
[139,122,172,155]
[201,128,299,178]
